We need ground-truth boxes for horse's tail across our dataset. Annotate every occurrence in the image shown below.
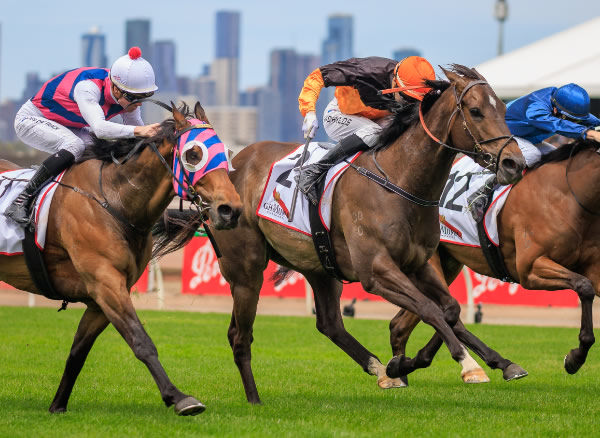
[271,265,294,286]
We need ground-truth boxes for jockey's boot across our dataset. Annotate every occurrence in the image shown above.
[466,175,497,223]
[5,149,75,225]
[297,134,369,205]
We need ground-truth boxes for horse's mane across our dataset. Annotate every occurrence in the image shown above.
[78,103,193,163]
[375,64,481,152]
[531,138,598,169]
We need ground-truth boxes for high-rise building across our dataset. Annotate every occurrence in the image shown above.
[317,14,354,141]
[21,72,43,102]
[268,49,319,142]
[213,11,240,105]
[125,19,151,63]
[216,11,240,59]
[81,27,108,68]
[152,40,177,93]
[392,48,421,62]
[321,14,353,65]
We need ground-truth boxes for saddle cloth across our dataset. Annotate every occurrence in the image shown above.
[0,168,65,255]
[257,142,361,235]
[439,156,513,247]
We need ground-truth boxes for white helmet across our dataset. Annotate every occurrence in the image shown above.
[110,47,158,94]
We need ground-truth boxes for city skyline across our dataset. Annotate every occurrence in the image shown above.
[1,0,599,101]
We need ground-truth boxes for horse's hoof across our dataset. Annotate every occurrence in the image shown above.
[386,355,411,378]
[49,406,67,414]
[377,375,408,389]
[461,368,490,384]
[564,354,583,375]
[503,363,528,381]
[174,396,206,416]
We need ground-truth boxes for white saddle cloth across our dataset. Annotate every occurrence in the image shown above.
[439,157,513,247]
[0,168,64,255]
[257,142,361,235]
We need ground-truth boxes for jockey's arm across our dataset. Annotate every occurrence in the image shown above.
[73,80,136,139]
[524,101,589,140]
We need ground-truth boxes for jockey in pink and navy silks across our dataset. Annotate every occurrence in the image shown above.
[5,47,161,225]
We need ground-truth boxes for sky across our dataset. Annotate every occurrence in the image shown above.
[1,0,599,101]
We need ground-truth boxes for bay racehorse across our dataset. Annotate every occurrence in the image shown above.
[211,65,526,403]
[388,139,600,382]
[0,103,242,415]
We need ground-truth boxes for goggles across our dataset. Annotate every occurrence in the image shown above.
[120,88,155,102]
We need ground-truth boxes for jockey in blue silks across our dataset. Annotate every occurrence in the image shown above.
[469,83,600,222]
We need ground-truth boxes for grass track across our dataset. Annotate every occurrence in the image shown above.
[0,306,598,437]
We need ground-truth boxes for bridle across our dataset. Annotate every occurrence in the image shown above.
[384,80,516,174]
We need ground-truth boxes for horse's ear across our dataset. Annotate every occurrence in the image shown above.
[171,101,188,130]
[441,66,468,93]
[194,102,209,123]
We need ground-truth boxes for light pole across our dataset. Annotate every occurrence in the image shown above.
[494,0,509,56]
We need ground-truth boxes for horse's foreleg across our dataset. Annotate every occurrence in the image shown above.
[91,274,205,416]
[384,262,488,382]
[306,273,405,389]
[228,281,262,404]
[365,257,468,378]
[49,306,109,413]
[388,308,422,386]
[522,256,596,374]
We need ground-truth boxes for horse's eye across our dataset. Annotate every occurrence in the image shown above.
[469,108,483,118]
[185,149,201,164]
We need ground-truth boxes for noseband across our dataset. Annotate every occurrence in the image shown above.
[418,80,515,174]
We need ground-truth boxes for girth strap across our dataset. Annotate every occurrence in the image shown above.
[308,178,347,281]
[475,191,516,283]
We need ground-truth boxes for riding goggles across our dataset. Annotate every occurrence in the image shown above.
[120,89,155,102]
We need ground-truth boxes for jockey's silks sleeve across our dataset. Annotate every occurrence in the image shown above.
[298,57,398,120]
[298,69,325,117]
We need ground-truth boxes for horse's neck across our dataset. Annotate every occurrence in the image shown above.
[565,149,600,212]
[382,98,457,202]
[105,146,174,229]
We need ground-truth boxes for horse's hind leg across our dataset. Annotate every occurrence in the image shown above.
[49,306,109,413]
[89,269,205,415]
[523,256,596,374]
[305,272,405,389]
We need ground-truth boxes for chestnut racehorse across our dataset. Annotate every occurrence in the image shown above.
[211,65,526,403]
[388,139,600,383]
[0,103,242,415]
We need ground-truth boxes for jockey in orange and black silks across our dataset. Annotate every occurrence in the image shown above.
[172,119,231,201]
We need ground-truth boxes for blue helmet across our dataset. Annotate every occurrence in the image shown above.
[551,83,590,121]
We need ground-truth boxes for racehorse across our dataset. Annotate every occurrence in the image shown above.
[211,65,526,404]
[388,139,600,383]
[0,102,242,415]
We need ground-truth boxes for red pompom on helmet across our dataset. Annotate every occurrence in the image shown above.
[128,46,142,60]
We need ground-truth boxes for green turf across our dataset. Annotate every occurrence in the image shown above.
[0,306,597,437]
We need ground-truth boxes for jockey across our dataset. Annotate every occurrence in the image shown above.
[296,56,436,204]
[5,47,161,225]
[468,83,600,222]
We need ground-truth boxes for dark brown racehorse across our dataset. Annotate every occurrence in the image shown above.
[388,139,600,383]
[211,65,526,403]
[0,103,242,415]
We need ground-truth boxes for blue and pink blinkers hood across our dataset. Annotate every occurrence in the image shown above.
[172,118,230,200]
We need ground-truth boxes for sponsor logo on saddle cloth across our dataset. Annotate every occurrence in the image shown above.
[257,142,361,235]
[172,119,230,200]
[438,156,513,248]
[0,168,65,255]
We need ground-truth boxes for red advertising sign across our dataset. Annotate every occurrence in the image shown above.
[181,237,579,308]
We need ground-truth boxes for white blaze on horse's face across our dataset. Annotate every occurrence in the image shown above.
[488,95,498,110]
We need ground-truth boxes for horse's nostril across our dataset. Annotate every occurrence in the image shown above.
[218,205,233,220]
[501,158,517,172]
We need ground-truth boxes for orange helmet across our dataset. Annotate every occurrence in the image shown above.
[394,56,435,101]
